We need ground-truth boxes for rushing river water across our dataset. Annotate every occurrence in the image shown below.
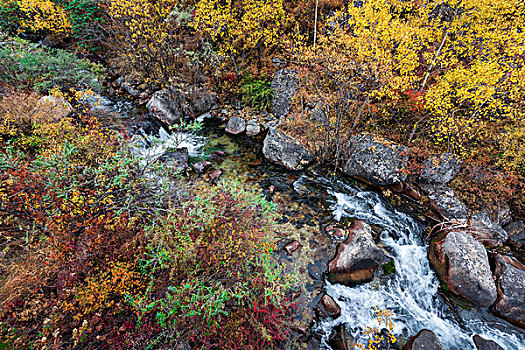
[317,182,525,350]
[100,94,525,350]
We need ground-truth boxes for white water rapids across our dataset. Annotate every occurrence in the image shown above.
[317,182,525,350]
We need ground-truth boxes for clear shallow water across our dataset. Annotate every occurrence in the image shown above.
[317,182,525,350]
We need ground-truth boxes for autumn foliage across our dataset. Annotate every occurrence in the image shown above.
[0,90,292,348]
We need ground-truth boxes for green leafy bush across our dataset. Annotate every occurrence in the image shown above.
[240,72,273,112]
[128,182,294,349]
[0,34,103,91]
[0,0,22,34]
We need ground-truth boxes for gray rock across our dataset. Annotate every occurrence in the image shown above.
[505,220,525,249]
[147,86,216,125]
[469,210,508,247]
[245,120,261,136]
[405,329,445,350]
[271,68,298,118]
[262,127,314,171]
[327,220,386,285]
[343,134,408,186]
[421,184,469,220]
[311,105,329,126]
[225,116,246,135]
[428,231,497,307]
[473,335,504,350]
[491,254,525,328]
[420,153,462,184]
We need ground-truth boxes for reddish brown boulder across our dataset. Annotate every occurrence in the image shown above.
[318,293,341,318]
[491,254,525,328]
[428,230,497,307]
[327,220,386,285]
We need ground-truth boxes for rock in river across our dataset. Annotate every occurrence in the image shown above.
[428,230,497,308]
[405,329,445,350]
[147,85,216,125]
[327,220,386,285]
[491,254,525,328]
[225,116,246,135]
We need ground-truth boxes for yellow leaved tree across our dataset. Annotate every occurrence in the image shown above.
[193,0,291,71]
[293,0,525,161]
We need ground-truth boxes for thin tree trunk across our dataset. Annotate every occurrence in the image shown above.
[313,0,319,48]
[420,29,448,92]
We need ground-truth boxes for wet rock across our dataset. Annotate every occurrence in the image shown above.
[147,86,217,125]
[419,153,462,184]
[193,160,211,174]
[284,240,302,256]
[159,148,188,174]
[421,184,468,220]
[318,294,341,318]
[505,220,525,250]
[469,210,508,247]
[262,127,315,171]
[34,95,73,122]
[327,220,386,285]
[271,68,298,118]
[245,120,261,136]
[328,323,352,350]
[308,261,325,281]
[343,134,408,186]
[225,116,246,134]
[293,176,311,196]
[405,329,444,350]
[428,230,497,307]
[472,335,504,350]
[491,254,525,328]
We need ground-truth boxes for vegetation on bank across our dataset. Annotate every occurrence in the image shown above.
[0,86,293,348]
[0,0,524,348]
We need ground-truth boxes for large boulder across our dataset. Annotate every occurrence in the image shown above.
[421,184,468,220]
[491,254,525,328]
[343,134,408,186]
[404,330,445,350]
[428,230,497,307]
[419,153,462,184]
[472,335,504,350]
[147,86,216,125]
[271,68,298,118]
[33,95,73,122]
[327,220,386,285]
[262,127,314,171]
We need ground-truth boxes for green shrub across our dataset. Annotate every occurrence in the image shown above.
[0,34,103,91]
[0,0,22,34]
[240,72,273,112]
[128,182,294,349]
[61,0,106,53]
